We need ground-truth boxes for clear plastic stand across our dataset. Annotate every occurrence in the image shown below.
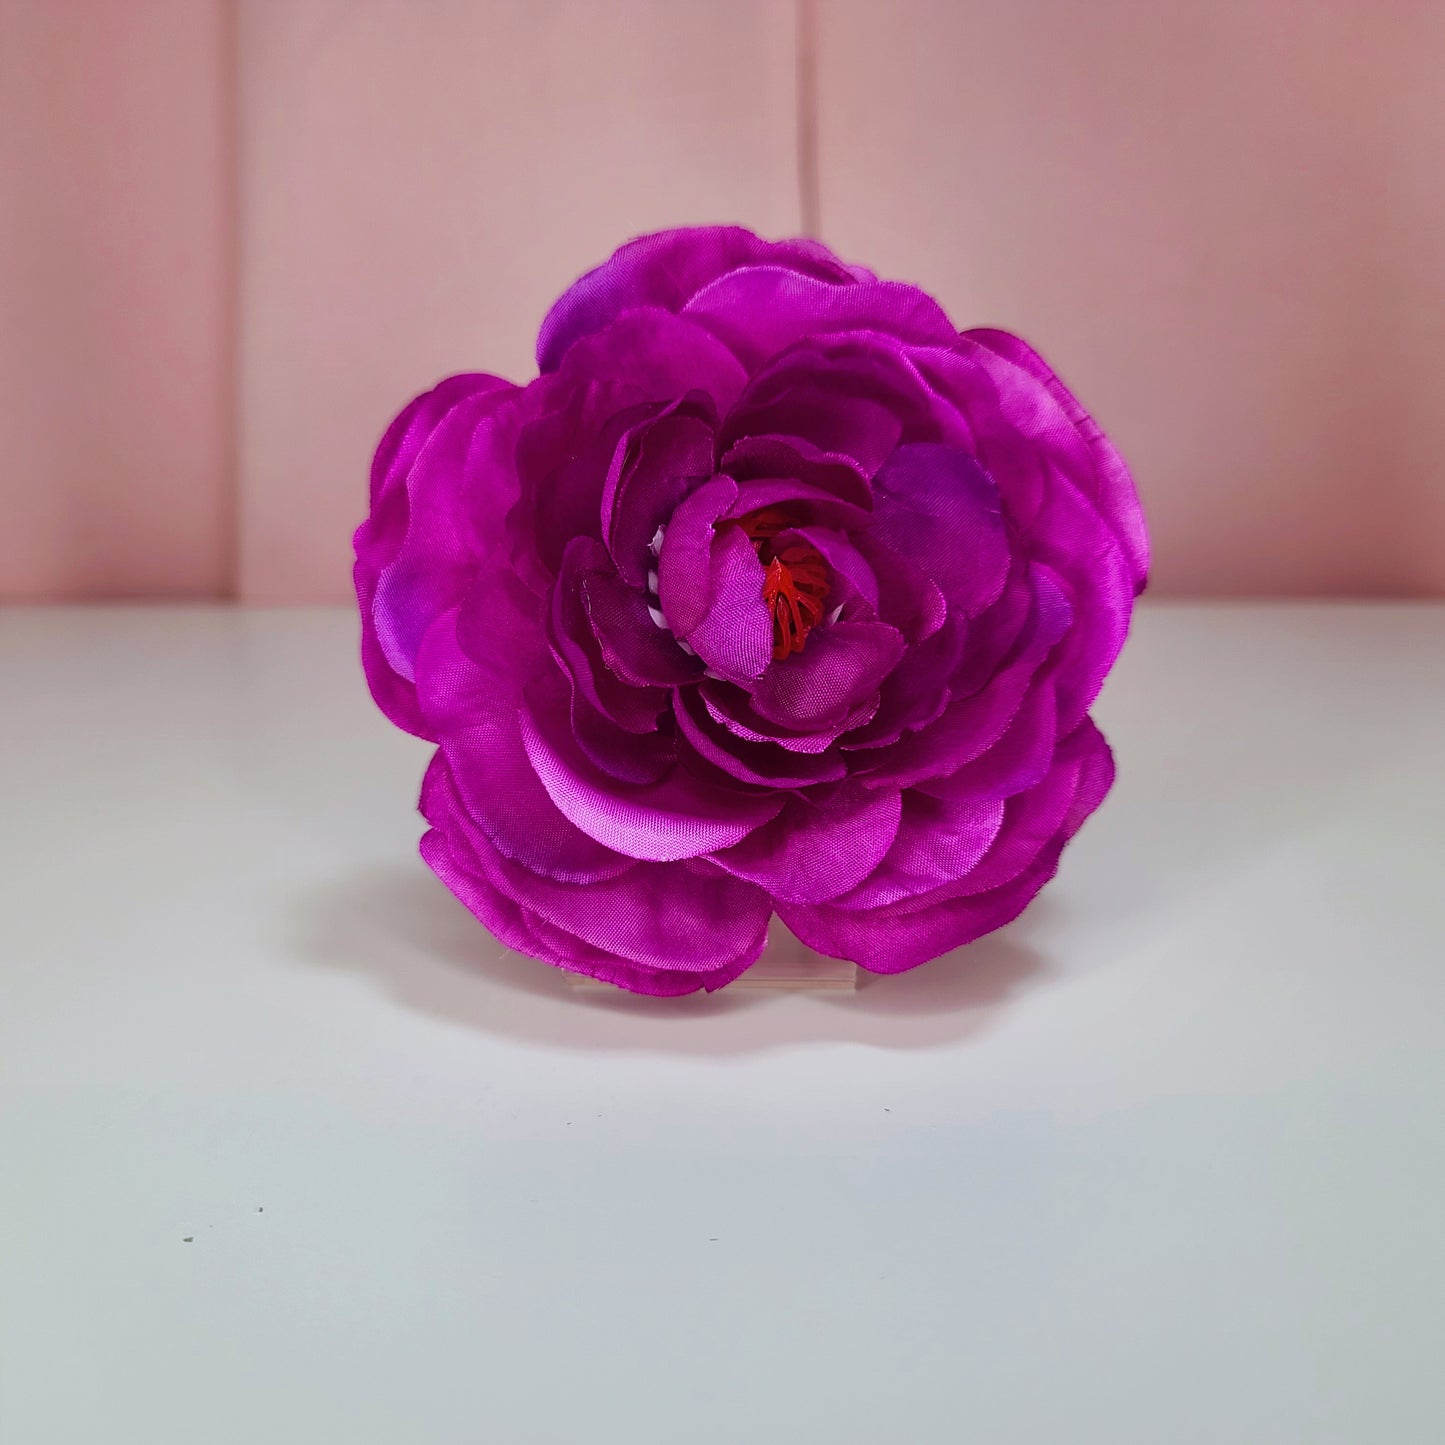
[570,918,857,990]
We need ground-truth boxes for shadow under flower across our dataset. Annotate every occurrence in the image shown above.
[286,860,1058,1056]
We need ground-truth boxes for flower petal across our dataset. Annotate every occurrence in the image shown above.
[701,678,877,754]
[1025,491,1135,731]
[549,537,667,733]
[537,226,858,372]
[840,611,967,751]
[856,566,1069,788]
[721,377,902,479]
[709,781,902,904]
[777,720,1113,973]
[513,382,649,581]
[553,307,751,417]
[581,568,704,688]
[684,266,957,372]
[417,610,632,885]
[679,523,773,686]
[748,620,905,732]
[520,687,785,860]
[962,328,1149,590]
[720,434,876,513]
[915,677,1059,803]
[424,827,756,994]
[718,332,951,476]
[778,845,1060,975]
[672,689,849,788]
[870,442,1010,619]
[366,383,519,686]
[368,373,512,512]
[601,402,717,586]
[947,561,1034,699]
[422,756,771,988]
[726,477,872,534]
[565,682,677,786]
[829,794,1006,911]
[851,533,947,643]
[655,475,738,637]
[948,719,1114,897]
[787,525,880,613]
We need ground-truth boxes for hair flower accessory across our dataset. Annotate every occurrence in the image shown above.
[355,226,1147,995]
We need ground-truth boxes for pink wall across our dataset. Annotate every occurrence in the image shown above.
[0,0,233,600]
[817,0,1445,598]
[2,0,1442,601]
[236,0,799,601]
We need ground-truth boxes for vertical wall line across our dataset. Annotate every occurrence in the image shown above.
[796,0,821,237]
[218,0,241,600]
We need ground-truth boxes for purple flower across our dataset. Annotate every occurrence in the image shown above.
[355,227,1147,995]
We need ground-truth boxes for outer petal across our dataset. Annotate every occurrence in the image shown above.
[424,828,756,995]
[1026,494,1135,731]
[367,373,511,513]
[855,566,1070,788]
[553,307,751,417]
[778,721,1114,973]
[779,845,1061,975]
[417,607,632,885]
[859,717,1115,914]
[421,755,770,993]
[916,677,1059,802]
[513,382,649,582]
[354,376,517,735]
[709,781,902,905]
[684,267,957,372]
[537,226,859,372]
[946,719,1114,898]
[963,328,1149,590]
[454,564,549,688]
[828,793,1006,912]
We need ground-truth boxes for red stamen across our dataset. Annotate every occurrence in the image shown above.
[741,509,832,660]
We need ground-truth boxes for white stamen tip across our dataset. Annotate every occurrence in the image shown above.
[676,639,696,656]
[646,569,660,596]
[827,604,844,624]
[647,605,669,631]
[649,526,666,556]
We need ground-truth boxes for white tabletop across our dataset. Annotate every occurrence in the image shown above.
[2,603,1443,1444]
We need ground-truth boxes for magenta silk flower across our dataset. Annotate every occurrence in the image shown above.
[355,226,1148,995]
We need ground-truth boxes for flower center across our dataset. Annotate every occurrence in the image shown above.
[741,507,831,661]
